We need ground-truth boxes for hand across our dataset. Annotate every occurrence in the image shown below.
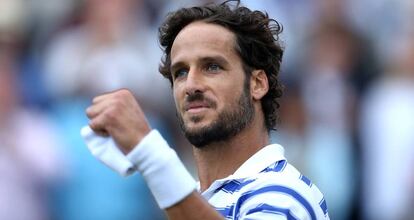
[86,89,151,154]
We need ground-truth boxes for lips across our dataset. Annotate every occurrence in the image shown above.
[184,101,211,111]
[183,93,216,113]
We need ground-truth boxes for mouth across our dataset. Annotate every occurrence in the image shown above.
[182,93,216,116]
[184,102,211,113]
[187,106,209,114]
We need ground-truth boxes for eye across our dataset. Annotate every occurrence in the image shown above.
[206,63,222,72]
[173,68,188,80]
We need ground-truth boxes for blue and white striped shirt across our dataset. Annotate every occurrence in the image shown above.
[200,144,330,220]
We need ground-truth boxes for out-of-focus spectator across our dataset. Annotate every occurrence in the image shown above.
[360,31,414,220]
[270,82,308,171]
[347,0,414,64]
[25,0,76,51]
[42,0,169,110]
[295,20,369,220]
[243,0,317,82]
[0,25,64,220]
[42,0,176,144]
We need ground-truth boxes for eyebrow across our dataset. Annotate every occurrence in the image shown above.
[199,56,230,66]
[170,55,230,73]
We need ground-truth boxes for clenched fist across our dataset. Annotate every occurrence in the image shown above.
[86,89,151,154]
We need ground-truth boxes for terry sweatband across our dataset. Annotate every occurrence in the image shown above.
[80,126,135,177]
[126,129,197,209]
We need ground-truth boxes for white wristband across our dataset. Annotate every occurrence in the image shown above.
[127,129,196,209]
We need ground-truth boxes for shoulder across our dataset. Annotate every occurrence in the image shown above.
[234,163,329,220]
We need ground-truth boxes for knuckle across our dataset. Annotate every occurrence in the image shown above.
[112,93,122,101]
[113,91,133,107]
[89,120,99,130]
[105,112,115,121]
[85,109,91,118]
[109,99,123,112]
[117,89,133,100]
[115,89,125,97]
[104,107,118,121]
[85,107,94,118]
[118,88,131,95]
[92,96,100,104]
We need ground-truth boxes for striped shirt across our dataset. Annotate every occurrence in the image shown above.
[200,144,330,220]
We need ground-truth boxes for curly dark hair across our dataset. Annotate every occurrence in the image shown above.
[158,0,284,131]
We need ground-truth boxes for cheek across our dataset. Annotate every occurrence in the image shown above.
[173,86,183,111]
[215,91,235,112]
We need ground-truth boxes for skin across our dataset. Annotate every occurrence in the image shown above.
[86,21,270,219]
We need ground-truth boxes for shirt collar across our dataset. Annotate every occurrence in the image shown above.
[231,144,286,179]
[199,144,286,195]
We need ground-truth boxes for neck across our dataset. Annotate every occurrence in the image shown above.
[193,120,269,192]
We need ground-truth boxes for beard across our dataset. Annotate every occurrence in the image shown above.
[177,81,255,148]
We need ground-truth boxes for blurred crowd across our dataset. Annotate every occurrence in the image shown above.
[0,0,413,219]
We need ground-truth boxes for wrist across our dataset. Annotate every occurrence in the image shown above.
[127,129,197,209]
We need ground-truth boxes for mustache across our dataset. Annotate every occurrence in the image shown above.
[184,93,217,108]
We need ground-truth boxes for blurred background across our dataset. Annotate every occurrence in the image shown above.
[0,0,413,219]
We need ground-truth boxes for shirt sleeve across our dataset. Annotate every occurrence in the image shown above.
[236,186,313,220]
[234,172,329,220]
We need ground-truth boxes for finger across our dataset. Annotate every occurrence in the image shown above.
[88,93,125,119]
[89,113,110,136]
[86,99,114,119]
[94,129,109,137]
[92,92,111,104]
[92,89,130,104]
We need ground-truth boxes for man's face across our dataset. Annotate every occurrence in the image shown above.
[170,21,254,147]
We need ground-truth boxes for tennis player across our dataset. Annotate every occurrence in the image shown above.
[83,1,330,219]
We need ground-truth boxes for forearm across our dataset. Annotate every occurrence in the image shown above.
[81,124,223,218]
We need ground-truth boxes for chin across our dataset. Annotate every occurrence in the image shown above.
[185,121,210,133]
[185,113,214,126]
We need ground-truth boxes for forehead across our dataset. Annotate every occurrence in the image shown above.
[170,21,239,63]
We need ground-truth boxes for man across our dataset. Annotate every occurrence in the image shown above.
[82,1,330,219]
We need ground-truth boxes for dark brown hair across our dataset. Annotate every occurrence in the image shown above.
[158,0,284,131]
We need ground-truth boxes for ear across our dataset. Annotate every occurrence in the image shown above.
[250,69,269,101]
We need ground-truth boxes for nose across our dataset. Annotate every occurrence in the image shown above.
[184,68,206,96]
